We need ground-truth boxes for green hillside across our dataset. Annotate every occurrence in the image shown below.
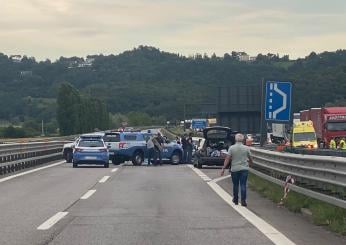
[1,47,346,135]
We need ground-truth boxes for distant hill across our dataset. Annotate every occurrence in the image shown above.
[1,46,346,128]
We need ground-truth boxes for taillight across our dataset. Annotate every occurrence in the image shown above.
[119,142,128,148]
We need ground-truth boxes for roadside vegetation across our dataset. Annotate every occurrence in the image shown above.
[248,173,346,235]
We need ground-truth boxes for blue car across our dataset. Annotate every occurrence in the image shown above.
[105,132,183,165]
[73,137,109,168]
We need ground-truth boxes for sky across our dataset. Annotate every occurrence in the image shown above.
[0,0,345,60]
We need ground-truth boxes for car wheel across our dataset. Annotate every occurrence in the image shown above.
[104,162,109,168]
[170,151,181,165]
[65,150,73,163]
[132,151,144,166]
[73,161,78,168]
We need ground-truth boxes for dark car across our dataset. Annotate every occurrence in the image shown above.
[193,126,236,168]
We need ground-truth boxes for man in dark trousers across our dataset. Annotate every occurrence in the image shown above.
[186,133,193,164]
[181,133,188,163]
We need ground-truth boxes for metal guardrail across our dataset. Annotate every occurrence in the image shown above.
[0,142,64,155]
[251,148,346,208]
[0,152,62,175]
[285,147,346,157]
[0,141,65,175]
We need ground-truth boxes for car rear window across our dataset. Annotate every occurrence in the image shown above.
[78,140,104,147]
[103,133,120,142]
[124,134,138,141]
[207,130,228,139]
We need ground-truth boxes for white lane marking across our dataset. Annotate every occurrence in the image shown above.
[189,166,295,245]
[80,189,96,200]
[37,212,68,230]
[0,161,65,183]
[99,175,110,183]
[111,168,118,173]
[207,182,295,245]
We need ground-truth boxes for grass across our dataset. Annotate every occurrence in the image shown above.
[248,173,346,235]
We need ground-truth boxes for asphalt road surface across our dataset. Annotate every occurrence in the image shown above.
[0,161,344,245]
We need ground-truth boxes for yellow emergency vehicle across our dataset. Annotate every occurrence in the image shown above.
[291,121,318,148]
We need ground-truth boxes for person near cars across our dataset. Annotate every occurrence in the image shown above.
[329,138,336,149]
[175,136,181,145]
[220,133,253,207]
[186,133,193,164]
[154,132,164,165]
[146,135,156,166]
[181,133,188,163]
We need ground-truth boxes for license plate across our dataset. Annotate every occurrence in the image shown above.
[85,156,97,160]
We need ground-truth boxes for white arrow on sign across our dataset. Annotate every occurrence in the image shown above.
[272,83,287,119]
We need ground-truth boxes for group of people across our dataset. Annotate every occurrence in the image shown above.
[329,137,346,150]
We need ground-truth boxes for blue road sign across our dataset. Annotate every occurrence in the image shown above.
[265,81,292,122]
[191,119,207,129]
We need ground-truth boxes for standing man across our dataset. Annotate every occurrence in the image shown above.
[154,132,164,165]
[186,133,193,164]
[181,134,188,163]
[146,135,156,166]
[221,133,253,206]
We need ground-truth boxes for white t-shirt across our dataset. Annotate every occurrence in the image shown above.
[147,138,155,149]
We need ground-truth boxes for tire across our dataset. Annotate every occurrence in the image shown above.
[170,151,181,165]
[111,159,121,165]
[104,162,109,168]
[132,151,144,166]
[66,150,73,163]
[73,161,78,168]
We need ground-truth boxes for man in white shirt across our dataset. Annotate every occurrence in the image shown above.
[146,136,156,166]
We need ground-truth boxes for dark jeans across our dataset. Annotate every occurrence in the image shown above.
[186,147,193,164]
[155,148,162,165]
[231,170,249,203]
[148,148,156,165]
[183,148,188,163]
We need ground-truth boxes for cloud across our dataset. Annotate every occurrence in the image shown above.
[0,0,345,60]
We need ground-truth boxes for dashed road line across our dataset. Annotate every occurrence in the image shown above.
[189,165,295,245]
[37,212,68,230]
[80,189,96,200]
[111,168,118,173]
[99,175,110,183]
[0,161,65,183]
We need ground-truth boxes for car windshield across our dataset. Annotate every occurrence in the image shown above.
[78,140,104,147]
[327,122,346,131]
[103,134,120,142]
[294,132,316,142]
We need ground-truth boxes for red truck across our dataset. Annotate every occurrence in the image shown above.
[300,107,346,147]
